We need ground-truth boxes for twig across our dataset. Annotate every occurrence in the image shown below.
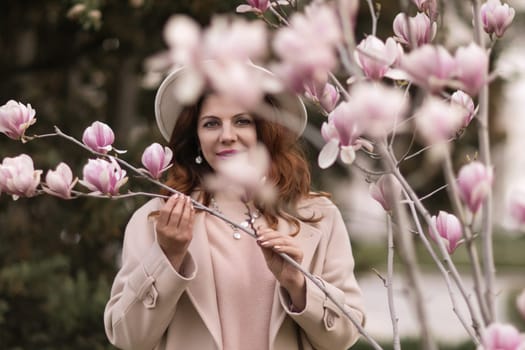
[386,215,401,350]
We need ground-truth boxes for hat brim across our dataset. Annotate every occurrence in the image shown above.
[154,63,308,142]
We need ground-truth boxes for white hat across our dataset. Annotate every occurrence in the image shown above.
[154,63,308,142]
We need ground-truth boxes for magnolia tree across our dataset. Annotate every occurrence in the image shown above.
[1,0,525,349]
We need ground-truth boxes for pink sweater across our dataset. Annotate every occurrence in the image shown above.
[206,197,276,350]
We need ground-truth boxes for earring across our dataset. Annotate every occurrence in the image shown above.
[195,154,203,164]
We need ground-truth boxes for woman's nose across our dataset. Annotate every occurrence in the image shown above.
[220,123,237,143]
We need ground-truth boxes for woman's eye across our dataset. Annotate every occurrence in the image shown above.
[202,120,219,128]
[236,117,253,125]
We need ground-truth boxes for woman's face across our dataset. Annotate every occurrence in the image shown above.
[197,94,258,171]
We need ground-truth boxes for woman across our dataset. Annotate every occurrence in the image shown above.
[104,65,365,350]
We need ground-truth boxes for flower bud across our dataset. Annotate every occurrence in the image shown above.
[450,90,476,128]
[393,12,436,48]
[0,100,37,140]
[480,323,524,350]
[0,154,42,200]
[141,143,173,179]
[369,174,402,212]
[355,36,403,80]
[454,43,488,96]
[80,157,127,195]
[457,161,493,214]
[236,0,270,14]
[481,0,515,38]
[430,211,462,254]
[82,121,115,154]
[44,163,77,199]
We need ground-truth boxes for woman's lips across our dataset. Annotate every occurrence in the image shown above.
[216,149,239,158]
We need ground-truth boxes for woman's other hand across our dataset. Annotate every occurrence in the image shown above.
[257,227,306,311]
[156,194,195,272]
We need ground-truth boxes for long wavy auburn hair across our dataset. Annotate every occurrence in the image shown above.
[161,94,324,234]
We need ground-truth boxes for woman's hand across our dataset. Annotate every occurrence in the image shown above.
[156,193,195,272]
[257,226,306,311]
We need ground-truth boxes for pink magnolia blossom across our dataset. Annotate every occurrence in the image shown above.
[399,44,456,93]
[481,0,515,38]
[415,96,465,145]
[209,144,274,202]
[305,82,340,113]
[369,174,402,212]
[236,0,271,14]
[454,43,488,96]
[318,102,373,168]
[0,154,42,200]
[82,121,115,154]
[451,90,476,128]
[273,2,341,93]
[141,143,173,179]
[479,323,525,350]
[348,82,408,138]
[457,161,493,214]
[412,0,438,21]
[44,162,77,199]
[163,15,202,66]
[0,100,37,140]
[517,289,525,320]
[430,211,463,254]
[80,157,128,195]
[355,36,403,80]
[393,12,436,48]
[508,187,525,227]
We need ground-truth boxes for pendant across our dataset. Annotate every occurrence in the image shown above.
[233,231,242,240]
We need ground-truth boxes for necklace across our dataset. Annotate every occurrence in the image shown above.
[210,197,261,240]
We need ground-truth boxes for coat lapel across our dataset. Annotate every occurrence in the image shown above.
[268,220,323,346]
[185,212,223,348]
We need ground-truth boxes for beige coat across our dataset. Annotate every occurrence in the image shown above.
[104,196,365,350]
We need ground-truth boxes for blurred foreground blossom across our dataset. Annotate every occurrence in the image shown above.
[0,154,42,200]
[355,36,403,80]
[369,174,402,212]
[80,158,128,196]
[43,163,77,199]
[430,211,462,254]
[0,100,37,140]
[393,12,436,48]
[415,95,464,145]
[399,44,456,93]
[82,121,115,154]
[207,144,274,203]
[141,143,173,179]
[478,323,525,350]
[480,0,515,38]
[272,2,341,93]
[457,161,493,214]
[451,90,476,128]
[508,187,525,228]
[454,43,489,96]
[517,290,525,320]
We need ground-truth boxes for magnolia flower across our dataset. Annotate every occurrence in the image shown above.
[369,174,402,212]
[318,102,373,169]
[304,82,340,113]
[0,100,37,140]
[479,323,525,350]
[355,36,403,80]
[82,121,115,154]
[163,14,202,66]
[508,187,525,228]
[273,2,341,93]
[43,162,77,199]
[80,157,128,195]
[207,144,274,203]
[457,161,493,214]
[451,90,476,128]
[141,143,173,179]
[236,0,271,14]
[399,44,456,93]
[454,43,488,96]
[393,12,436,48]
[430,211,462,254]
[412,0,438,21]
[517,289,525,320]
[415,96,465,145]
[481,0,515,38]
[0,154,42,200]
